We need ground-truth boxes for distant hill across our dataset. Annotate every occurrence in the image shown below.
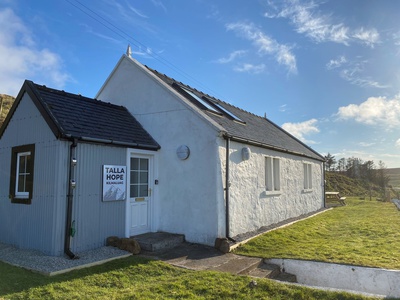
[325,171,395,199]
[387,168,400,189]
[0,94,15,127]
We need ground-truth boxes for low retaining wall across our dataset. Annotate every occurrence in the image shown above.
[267,258,400,298]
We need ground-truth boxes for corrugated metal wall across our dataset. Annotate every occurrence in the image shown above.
[70,142,126,253]
[0,93,68,256]
[0,92,128,255]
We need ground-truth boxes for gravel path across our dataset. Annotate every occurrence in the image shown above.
[0,243,131,276]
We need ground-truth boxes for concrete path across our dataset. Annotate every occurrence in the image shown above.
[139,242,294,281]
[138,242,386,298]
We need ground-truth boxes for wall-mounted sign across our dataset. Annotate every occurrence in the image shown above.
[102,165,126,201]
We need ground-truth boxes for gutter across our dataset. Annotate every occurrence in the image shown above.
[228,135,324,162]
[65,138,79,259]
[61,134,160,151]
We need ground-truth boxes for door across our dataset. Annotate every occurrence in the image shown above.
[129,156,152,236]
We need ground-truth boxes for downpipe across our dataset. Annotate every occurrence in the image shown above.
[225,136,235,243]
[65,138,79,259]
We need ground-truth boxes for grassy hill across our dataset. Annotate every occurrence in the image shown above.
[325,171,395,199]
[387,168,400,188]
[0,94,15,127]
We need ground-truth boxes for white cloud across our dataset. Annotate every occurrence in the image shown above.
[150,0,167,13]
[126,3,148,18]
[340,68,388,88]
[274,0,350,44]
[358,142,375,147]
[226,22,297,74]
[279,104,287,112]
[326,55,347,70]
[0,8,70,96]
[233,63,265,74]
[396,139,400,148]
[337,96,400,129]
[353,28,380,48]
[216,50,247,64]
[327,56,388,89]
[267,0,379,47]
[282,118,319,143]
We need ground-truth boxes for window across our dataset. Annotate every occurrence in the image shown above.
[9,144,35,204]
[130,157,149,198]
[207,100,245,124]
[180,87,221,114]
[265,157,280,192]
[304,163,312,190]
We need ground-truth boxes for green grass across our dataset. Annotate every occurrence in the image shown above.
[1,198,398,299]
[0,256,374,299]
[235,198,400,269]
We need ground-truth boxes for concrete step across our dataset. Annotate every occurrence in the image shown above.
[209,256,263,275]
[134,232,185,252]
[248,263,281,279]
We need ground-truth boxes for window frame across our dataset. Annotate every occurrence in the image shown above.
[265,156,281,194]
[130,157,149,198]
[303,162,312,191]
[9,144,35,204]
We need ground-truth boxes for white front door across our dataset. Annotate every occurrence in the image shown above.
[129,155,153,236]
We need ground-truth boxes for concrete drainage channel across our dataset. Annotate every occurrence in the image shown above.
[266,258,400,298]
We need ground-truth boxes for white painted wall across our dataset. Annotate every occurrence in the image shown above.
[220,140,324,238]
[268,258,400,298]
[97,56,226,245]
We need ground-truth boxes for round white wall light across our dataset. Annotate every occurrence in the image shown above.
[177,145,190,160]
[242,147,251,161]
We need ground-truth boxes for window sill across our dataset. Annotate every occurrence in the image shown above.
[302,189,313,193]
[264,190,281,196]
[10,195,31,204]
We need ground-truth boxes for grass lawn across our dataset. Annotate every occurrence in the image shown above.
[0,255,379,299]
[1,198,397,299]
[235,197,400,269]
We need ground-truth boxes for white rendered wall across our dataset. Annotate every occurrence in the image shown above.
[220,140,324,238]
[97,56,225,245]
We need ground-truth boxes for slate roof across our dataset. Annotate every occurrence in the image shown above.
[0,80,160,150]
[147,66,323,161]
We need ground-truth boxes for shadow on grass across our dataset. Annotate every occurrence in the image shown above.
[0,255,150,297]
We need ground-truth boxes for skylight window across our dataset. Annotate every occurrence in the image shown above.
[208,100,245,123]
[180,87,221,114]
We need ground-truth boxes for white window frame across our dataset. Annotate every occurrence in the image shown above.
[265,156,280,194]
[303,163,312,191]
[15,151,31,198]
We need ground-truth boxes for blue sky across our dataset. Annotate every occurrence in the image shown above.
[1,0,400,167]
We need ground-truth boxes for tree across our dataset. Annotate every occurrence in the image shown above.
[360,160,375,183]
[376,160,390,190]
[346,157,362,179]
[324,153,336,171]
[336,158,346,173]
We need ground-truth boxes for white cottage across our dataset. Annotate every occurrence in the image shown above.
[96,53,325,246]
[0,52,325,256]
